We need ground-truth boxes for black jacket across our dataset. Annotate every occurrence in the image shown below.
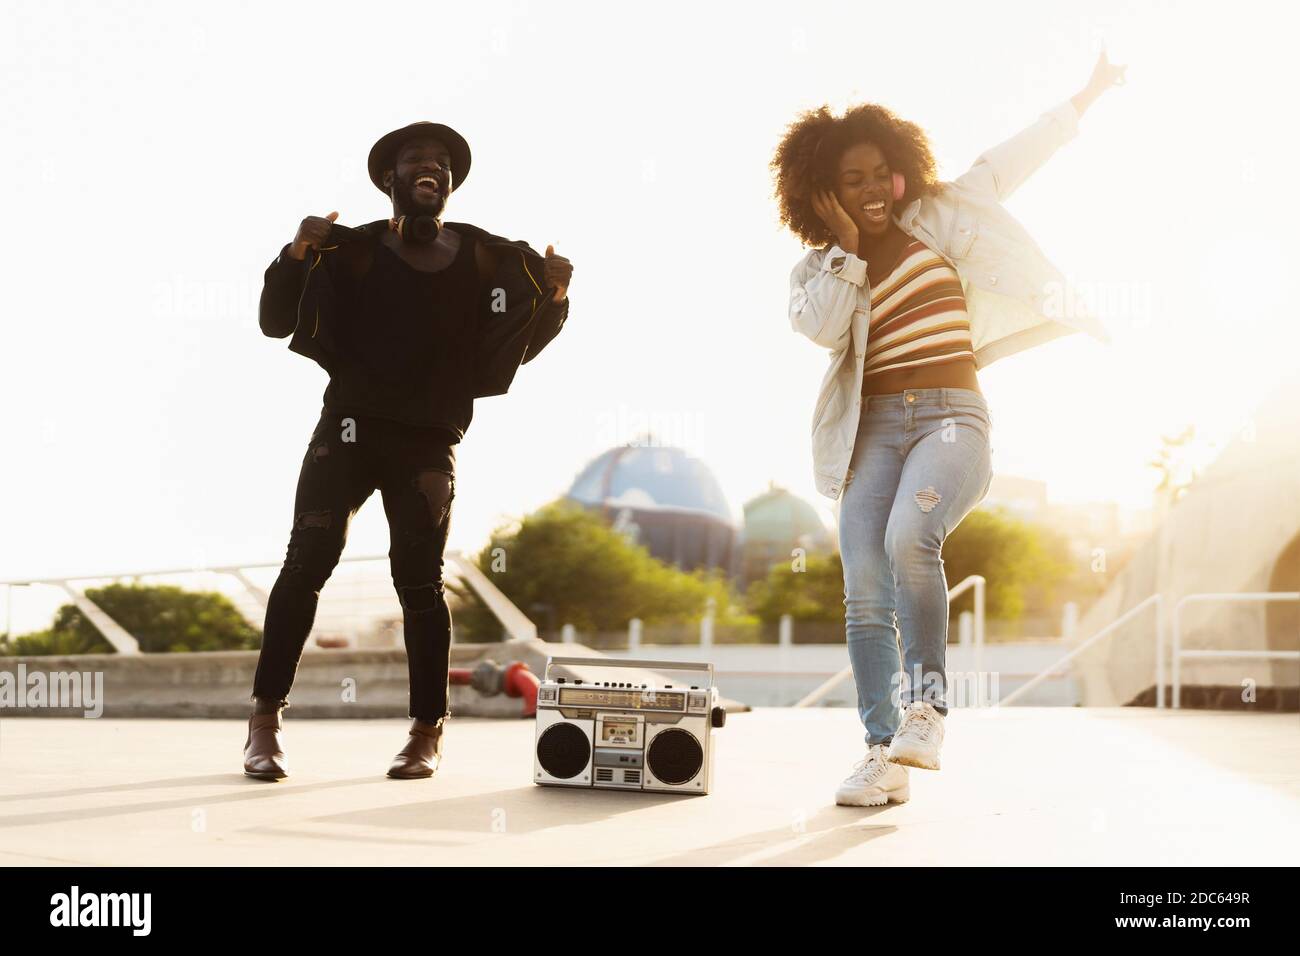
[258,219,569,399]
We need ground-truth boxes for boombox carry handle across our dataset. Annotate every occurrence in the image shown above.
[544,655,714,684]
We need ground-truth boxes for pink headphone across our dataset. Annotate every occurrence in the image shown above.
[811,135,907,203]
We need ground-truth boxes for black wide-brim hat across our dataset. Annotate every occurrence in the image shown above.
[367,121,472,194]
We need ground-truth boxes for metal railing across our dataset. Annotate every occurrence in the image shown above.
[793,575,985,708]
[1,551,535,654]
[999,593,1163,707]
[1000,590,1300,709]
[1172,592,1300,709]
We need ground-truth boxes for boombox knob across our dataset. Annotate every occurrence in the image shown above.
[711,706,727,729]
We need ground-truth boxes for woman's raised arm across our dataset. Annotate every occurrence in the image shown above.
[955,49,1127,202]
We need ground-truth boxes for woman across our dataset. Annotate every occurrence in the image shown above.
[772,52,1125,806]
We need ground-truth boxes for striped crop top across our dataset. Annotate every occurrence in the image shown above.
[862,237,974,384]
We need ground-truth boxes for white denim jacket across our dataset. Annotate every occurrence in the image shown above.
[789,98,1110,500]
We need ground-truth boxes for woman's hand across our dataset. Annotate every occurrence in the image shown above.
[811,189,859,254]
[1072,48,1127,118]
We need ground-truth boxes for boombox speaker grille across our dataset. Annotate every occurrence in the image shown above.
[647,728,704,785]
[537,723,591,779]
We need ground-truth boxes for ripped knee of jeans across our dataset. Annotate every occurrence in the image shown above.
[282,513,342,583]
[412,469,454,528]
[294,509,333,531]
[914,486,942,513]
[398,581,447,613]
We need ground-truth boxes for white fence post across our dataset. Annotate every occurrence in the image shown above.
[700,597,715,648]
[628,617,642,650]
[778,613,793,648]
[1061,601,1078,641]
[561,623,576,645]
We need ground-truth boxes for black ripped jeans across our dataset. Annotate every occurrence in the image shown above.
[252,408,457,722]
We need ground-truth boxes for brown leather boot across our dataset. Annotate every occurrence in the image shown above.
[387,718,445,779]
[243,698,288,780]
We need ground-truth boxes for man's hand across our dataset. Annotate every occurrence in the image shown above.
[544,244,572,302]
[288,210,339,260]
[811,190,859,255]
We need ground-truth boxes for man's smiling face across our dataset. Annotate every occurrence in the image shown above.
[385,136,454,218]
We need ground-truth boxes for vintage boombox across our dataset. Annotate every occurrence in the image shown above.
[533,656,726,795]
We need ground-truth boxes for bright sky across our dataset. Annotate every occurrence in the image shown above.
[2,0,1297,591]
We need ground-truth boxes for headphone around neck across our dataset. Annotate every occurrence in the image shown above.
[388,215,441,244]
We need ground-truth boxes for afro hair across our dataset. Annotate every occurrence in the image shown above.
[771,101,943,247]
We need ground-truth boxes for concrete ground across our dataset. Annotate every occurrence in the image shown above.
[1,708,1297,866]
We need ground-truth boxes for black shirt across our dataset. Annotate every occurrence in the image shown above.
[322,233,481,440]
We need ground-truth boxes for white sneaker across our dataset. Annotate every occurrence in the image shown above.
[835,743,910,807]
[887,701,944,770]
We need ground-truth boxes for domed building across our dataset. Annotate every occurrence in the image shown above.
[566,442,738,575]
[741,484,834,585]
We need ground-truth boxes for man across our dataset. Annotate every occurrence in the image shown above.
[243,121,573,781]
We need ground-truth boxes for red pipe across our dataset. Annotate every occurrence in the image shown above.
[503,661,541,717]
[447,660,540,717]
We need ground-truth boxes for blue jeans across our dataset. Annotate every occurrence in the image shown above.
[838,387,993,746]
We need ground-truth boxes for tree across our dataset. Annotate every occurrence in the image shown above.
[940,507,1072,619]
[1,583,261,656]
[448,500,737,641]
[3,627,110,657]
[746,552,846,623]
[746,506,1072,624]
[1148,424,1199,510]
